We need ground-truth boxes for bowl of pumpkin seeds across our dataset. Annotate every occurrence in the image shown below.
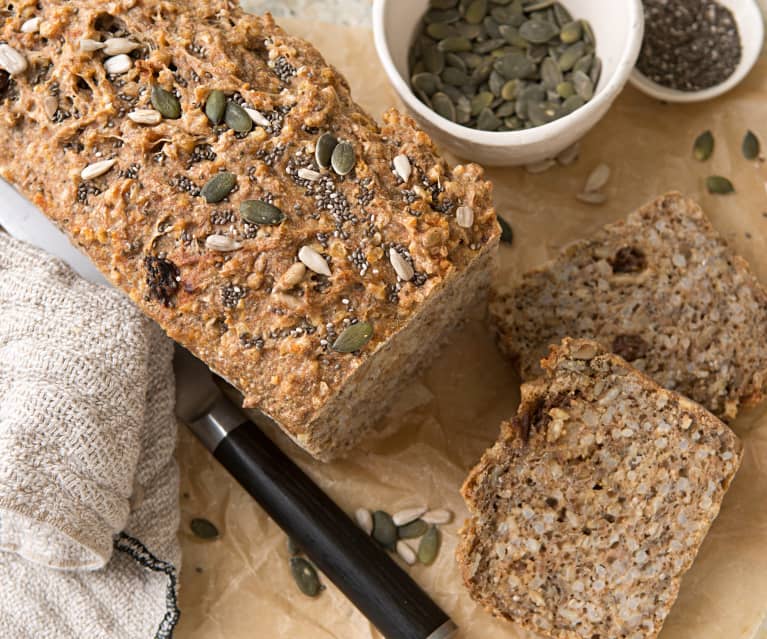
[372,0,644,166]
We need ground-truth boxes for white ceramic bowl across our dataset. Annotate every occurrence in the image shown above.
[629,0,764,103]
[372,0,644,166]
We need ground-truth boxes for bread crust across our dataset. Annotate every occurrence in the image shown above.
[0,1,499,458]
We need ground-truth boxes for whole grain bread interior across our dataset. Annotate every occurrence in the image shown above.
[0,0,499,460]
[458,337,742,639]
[491,192,767,421]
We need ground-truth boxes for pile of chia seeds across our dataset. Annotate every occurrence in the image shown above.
[637,0,742,91]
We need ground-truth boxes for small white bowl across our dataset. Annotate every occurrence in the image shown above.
[629,0,764,103]
[372,0,644,166]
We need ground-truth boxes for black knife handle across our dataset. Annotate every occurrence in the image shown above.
[196,405,455,639]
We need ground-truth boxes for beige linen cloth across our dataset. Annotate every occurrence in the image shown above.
[0,233,181,638]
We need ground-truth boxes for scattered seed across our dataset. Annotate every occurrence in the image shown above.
[497,215,514,243]
[389,248,415,281]
[572,70,593,100]
[576,191,607,204]
[81,158,116,180]
[330,141,355,175]
[432,91,456,121]
[526,158,556,174]
[706,175,734,194]
[244,106,270,127]
[559,20,581,43]
[417,526,441,565]
[519,19,559,43]
[287,537,302,556]
[42,95,58,119]
[423,45,445,74]
[205,234,242,252]
[421,509,453,525]
[332,321,374,353]
[20,17,40,33]
[278,262,307,289]
[205,90,226,125]
[0,44,27,75]
[298,245,332,276]
[553,2,573,27]
[398,519,429,539]
[128,109,162,125]
[190,517,219,540]
[742,130,760,160]
[693,130,714,161]
[103,37,139,55]
[80,38,104,52]
[477,107,501,131]
[297,167,321,181]
[438,36,473,52]
[104,54,132,75]
[465,0,488,24]
[201,172,237,203]
[240,199,285,225]
[393,154,412,182]
[456,205,475,228]
[224,101,252,133]
[355,508,374,535]
[151,85,181,119]
[372,510,398,549]
[315,132,338,169]
[290,557,322,597]
[583,163,610,192]
[392,506,428,526]
[556,141,580,165]
[396,540,418,565]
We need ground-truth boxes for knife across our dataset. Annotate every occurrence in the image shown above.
[0,179,457,639]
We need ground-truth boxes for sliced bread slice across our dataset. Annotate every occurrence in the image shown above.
[458,338,742,639]
[490,192,767,421]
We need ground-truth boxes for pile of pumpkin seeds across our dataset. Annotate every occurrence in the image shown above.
[409,0,601,132]
[693,128,762,195]
[355,506,453,567]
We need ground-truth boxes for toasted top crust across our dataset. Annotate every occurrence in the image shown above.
[0,1,498,435]
[459,338,742,639]
[491,192,767,421]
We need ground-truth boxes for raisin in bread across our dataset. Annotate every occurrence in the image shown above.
[0,1,499,461]
[458,338,742,639]
[491,192,767,421]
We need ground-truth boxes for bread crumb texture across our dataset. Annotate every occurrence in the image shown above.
[458,338,743,639]
[0,0,499,448]
[491,192,767,421]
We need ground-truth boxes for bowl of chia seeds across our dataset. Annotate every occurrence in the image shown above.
[372,0,644,166]
[630,0,764,103]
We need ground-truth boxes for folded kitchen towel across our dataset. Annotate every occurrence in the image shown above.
[0,233,181,638]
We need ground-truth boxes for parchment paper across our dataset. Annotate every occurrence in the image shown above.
[175,17,767,639]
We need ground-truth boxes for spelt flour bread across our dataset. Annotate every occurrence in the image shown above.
[458,338,743,639]
[0,1,499,460]
[491,192,767,421]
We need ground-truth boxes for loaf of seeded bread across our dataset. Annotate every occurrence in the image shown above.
[491,192,767,421]
[458,337,742,639]
[0,1,499,460]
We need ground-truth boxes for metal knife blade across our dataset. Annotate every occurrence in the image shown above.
[0,179,109,286]
[0,179,230,433]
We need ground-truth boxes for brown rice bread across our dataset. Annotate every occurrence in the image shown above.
[490,192,767,421]
[458,338,743,639]
[0,1,499,460]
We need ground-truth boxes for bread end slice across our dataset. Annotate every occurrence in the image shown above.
[458,338,742,639]
[490,192,767,421]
